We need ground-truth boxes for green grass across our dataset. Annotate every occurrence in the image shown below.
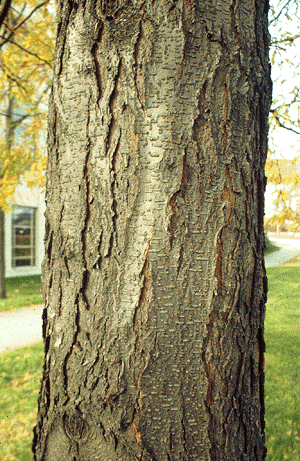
[0,276,42,313]
[265,266,300,460]
[0,343,44,460]
[0,268,299,459]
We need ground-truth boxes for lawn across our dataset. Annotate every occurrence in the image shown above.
[0,343,44,460]
[0,276,42,313]
[0,267,299,459]
[265,266,300,460]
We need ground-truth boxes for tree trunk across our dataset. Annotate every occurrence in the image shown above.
[0,96,15,300]
[33,1,272,459]
[0,209,5,298]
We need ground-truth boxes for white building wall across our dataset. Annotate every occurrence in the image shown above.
[5,182,45,278]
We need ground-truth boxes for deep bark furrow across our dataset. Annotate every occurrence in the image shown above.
[91,27,103,102]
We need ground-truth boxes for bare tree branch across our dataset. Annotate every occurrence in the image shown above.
[0,1,48,49]
[271,34,300,46]
[0,110,44,118]
[5,73,28,94]
[11,1,48,32]
[0,81,50,128]
[270,109,300,135]
[270,0,295,24]
[0,33,52,66]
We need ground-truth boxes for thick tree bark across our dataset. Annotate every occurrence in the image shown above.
[33,0,272,459]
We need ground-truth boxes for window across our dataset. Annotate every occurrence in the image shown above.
[12,206,36,267]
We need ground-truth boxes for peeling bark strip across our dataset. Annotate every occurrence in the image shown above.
[33,0,271,460]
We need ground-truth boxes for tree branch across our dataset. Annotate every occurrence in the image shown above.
[270,0,295,24]
[0,33,52,66]
[5,73,28,94]
[11,1,48,33]
[271,34,300,46]
[270,110,300,135]
[0,110,44,118]
[0,1,48,49]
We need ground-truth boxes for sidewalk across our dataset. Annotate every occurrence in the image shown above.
[264,238,300,268]
[0,304,43,354]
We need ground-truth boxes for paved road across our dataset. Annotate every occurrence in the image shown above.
[0,304,43,354]
[264,238,300,268]
[0,238,299,354]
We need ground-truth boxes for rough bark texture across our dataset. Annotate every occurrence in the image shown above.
[33,0,272,459]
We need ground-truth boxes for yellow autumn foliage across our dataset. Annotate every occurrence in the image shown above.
[266,3,300,231]
[265,153,300,232]
[0,0,55,209]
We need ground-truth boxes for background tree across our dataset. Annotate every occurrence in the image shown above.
[0,0,54,204]
[0,0,54,297]
[266,0,300,231]
[33,0,272,459]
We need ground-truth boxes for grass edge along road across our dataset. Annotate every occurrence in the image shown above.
[265,235,279,255]
[0,266,299,460]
